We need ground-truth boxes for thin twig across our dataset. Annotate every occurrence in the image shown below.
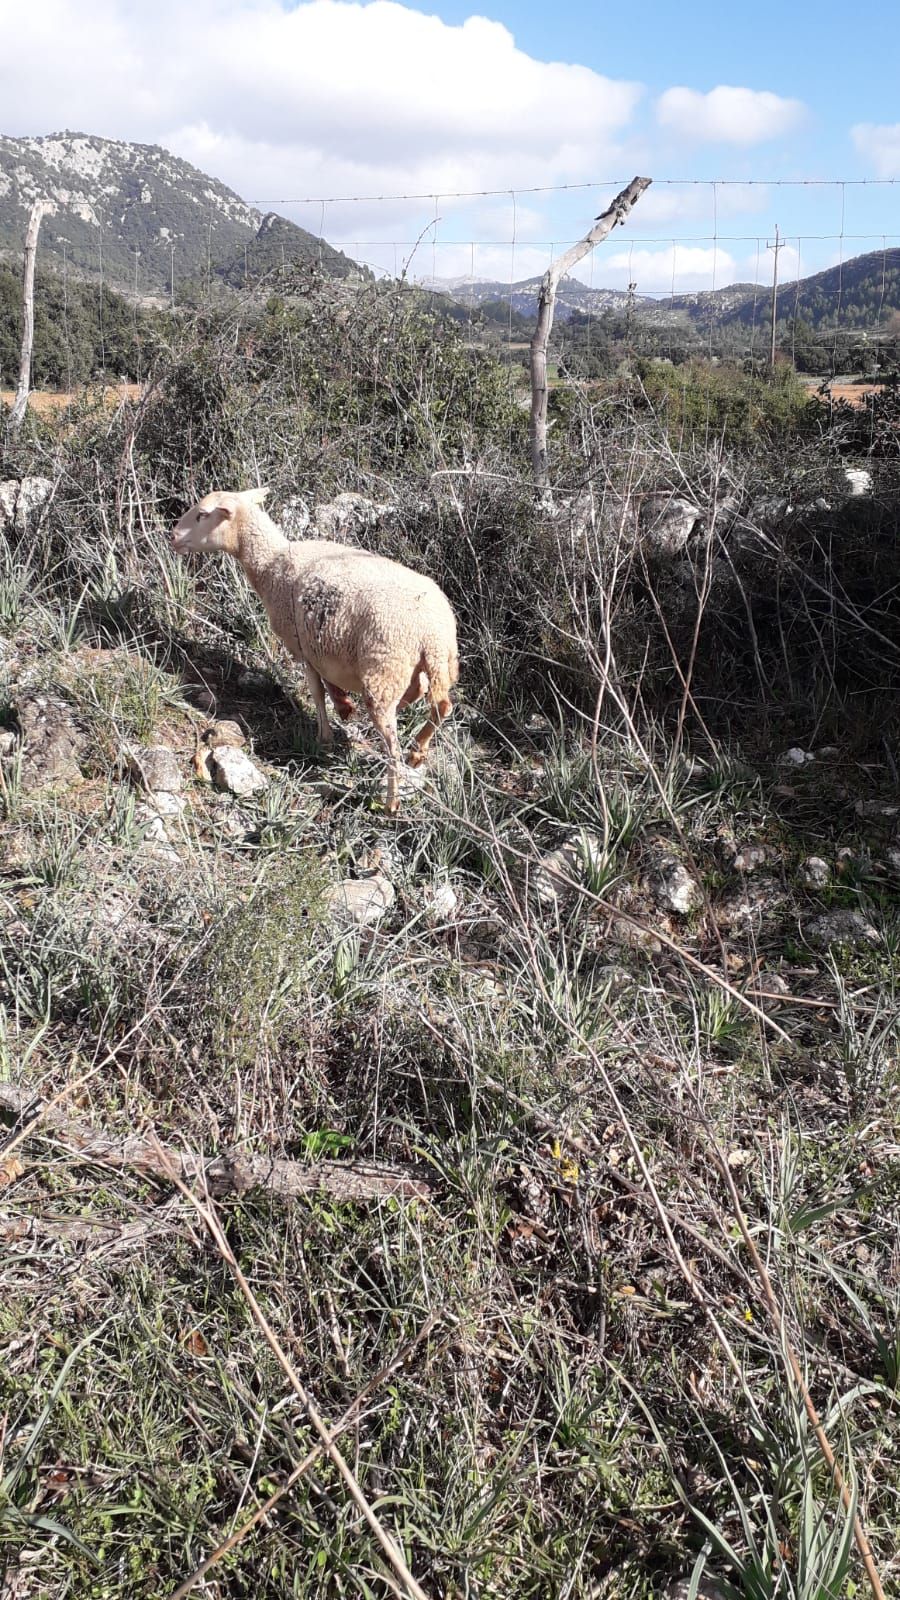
[168,1309,448,1600]
[158,1151,433,1600]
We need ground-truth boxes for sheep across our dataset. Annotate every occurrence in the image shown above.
[170,488,459,812]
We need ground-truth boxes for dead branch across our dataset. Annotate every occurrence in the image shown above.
[0,1084,433,1204]
[529,177,651,495]
[8,201,46,438]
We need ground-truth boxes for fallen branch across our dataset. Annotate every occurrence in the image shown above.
[0,1085,432,1204]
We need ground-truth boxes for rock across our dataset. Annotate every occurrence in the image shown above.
[801,855,831,888]
[844,466,872,497]
[806,909,880,949]
[757,970,790,996]
[236,667,270,692]
[533,831,604,905]
[204,719,245,749]
[426,881,458,925]
[134,791,186,848]
[0,729,17,758]
[597,964,634,994]
[0,476,54,535]
[609,915,662,954]
[719,874,786,931]
[885,846,900,875]
[189,686,218,716]
[311,492,396,542]
[209,745,268,798]
[638,492,704,557]
[748,493,792,527]
[666,1579,727,1600]
[280,495,311,538]
[14,693,84,790]
[325,874,395,928]
[854,799,899,820]
[147,790,186,818]
[647,850,701,916]
[732,844,768,874]
[0,481,17,530]
[779,747,815,767]
[125,743,183,793]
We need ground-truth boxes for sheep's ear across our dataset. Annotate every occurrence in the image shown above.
[244,486,270,505]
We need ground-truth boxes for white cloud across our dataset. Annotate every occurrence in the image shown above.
[603,245,737,294]
[637,182,770,225]
[851,122,900,177]
[656,86,806,146]
[0,0,643,226]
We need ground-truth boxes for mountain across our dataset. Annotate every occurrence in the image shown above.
[0,132,358,297]
[435,249,900,339]
[711,249,900,333]
[427,273,639,322]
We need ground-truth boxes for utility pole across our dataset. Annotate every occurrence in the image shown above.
[767,224,782,371]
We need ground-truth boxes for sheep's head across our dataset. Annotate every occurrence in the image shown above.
[171,488,269,557]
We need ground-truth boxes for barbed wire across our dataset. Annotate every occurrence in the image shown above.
[247,177,900,207]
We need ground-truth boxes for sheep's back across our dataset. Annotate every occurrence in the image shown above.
[282,547,456,687]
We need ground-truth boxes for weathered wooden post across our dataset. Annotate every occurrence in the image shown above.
[8,201,46,437]
[529,176,651,498]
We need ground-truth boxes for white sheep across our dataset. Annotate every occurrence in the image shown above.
[171,488,459,812]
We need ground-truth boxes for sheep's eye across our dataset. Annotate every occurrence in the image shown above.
[195,511,205,522]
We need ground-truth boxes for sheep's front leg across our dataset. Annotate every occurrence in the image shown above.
[365,697,403,814]
[303,662,333,747]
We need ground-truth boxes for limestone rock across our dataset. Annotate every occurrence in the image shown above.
[204,719,246,750]
[126,744,183,793]
[15,693,84,790]
[732,843,768,874]
[647,850,701,916]
[325,874,395,928]
[806,909,880,949]
[533,831,604,906]
[210,745,268,797]
[0,476,54,535]
[638,492,704,557]
[426,881,459,925]
[311,492,397,542]
[801,855,831,889]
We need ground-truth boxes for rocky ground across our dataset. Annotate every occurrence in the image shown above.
[1,475,899,1599]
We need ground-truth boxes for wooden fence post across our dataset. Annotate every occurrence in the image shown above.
[8,201,46,438]
[529,176,651,498]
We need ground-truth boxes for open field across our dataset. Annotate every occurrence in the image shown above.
[0,383,143,416]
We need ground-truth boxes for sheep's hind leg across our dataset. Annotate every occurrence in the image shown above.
[324,680,355,722]
[365,697,403,814]
[303,663,333,747]
[409,696,453,769]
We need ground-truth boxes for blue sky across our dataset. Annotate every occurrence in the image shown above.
[3,0,900,291]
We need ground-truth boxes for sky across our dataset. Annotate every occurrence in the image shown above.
[2,0,900,292]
